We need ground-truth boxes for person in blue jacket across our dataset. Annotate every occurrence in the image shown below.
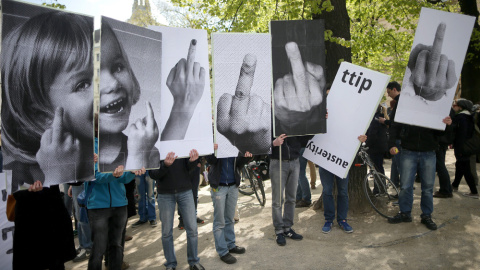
[86,138,145,270]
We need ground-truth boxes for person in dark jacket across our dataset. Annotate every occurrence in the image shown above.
[451,99,479,198]
[148,149,205,270]
[387,115,452,230]
[205,144,251,264]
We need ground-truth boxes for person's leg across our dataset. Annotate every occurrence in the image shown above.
[136,175,147,222]
[319,167,335,222]
[418,151,436,216]
[63,183,73,218]
[107,206,128,270]
[88,208,110,270]
[452,159,463,189]
[191,166,200,211]
[211,186,228,256]
[470,155,479,186]
[158,193,178,268]
[297,149,311,203]
[146,175,157,221]
[72,185,92,251]
[398,150,417,216]
[335,175,349,221]
[308,161,317,189]
[224,186,239,250]
[283,160,300,230]
[370,153,385,175]
[436,145,452,194]
[177,190,200,266]
[390,140,402,188]
[270,159,288,234]
[461,159,479,194]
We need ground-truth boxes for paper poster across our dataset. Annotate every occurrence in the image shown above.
[304,62,390,178]
[148,25,214,158]
[395,8,475,130]
[0,171,14,270]
[1,0,94,187]
[212,33,272,158]
[270,20,327,137]
[98,17,162,172]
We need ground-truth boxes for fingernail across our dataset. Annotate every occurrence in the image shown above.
[191,39,197,45]
[285,42,298,53]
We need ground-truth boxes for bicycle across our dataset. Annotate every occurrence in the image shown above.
[356,144,399,218]
[238,161,266,206]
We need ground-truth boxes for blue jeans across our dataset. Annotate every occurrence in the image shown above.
[398,149,436,216]
[72,184,92,250]
[211,185,238,257]
[135,174,156,221]
[158,190,199,268]
[319,167,349,221]
[88,206,127,270]
[270,158,300,234]
[296,148,312,203]
[390,140,402,188]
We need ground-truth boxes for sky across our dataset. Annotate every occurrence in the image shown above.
[24,0,168,28]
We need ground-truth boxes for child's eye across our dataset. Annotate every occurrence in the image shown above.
[112,63,125,74]
[75,81,91,92]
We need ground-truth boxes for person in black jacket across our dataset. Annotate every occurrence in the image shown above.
[148,149,205,270]
[205,144,251,264]
[388,115,452,230]
[451,99,479,198]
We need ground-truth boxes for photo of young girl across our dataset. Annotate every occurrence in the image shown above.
[98,17,161,172]
[1,0,95,190]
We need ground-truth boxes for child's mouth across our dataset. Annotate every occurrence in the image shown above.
[100,98,127,114]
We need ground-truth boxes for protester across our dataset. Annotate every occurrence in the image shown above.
[132,172,157,228]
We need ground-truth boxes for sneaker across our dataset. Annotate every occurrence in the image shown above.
[420,215,437,230]
[338,220,353,233]
[462,193,479,199]
[276,233,286,246]
[220,253,237,264]
[388,212,412,224]
[178,219,185,230]
[189,263,205,270]
[149,220,157,227]
[295,200,311,208]
[197,217,205,224]
[283,228,303,240]
[166,267,176,270]
[132,219,147,228]
[322,221,333,234]
[72,248,90,262]
[229,246,246,254]
[433,191,453,198]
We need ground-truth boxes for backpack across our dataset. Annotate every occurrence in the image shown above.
[462,112,480,156]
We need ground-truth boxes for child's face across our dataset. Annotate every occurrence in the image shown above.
[48,66,94,140]
[99,29,136,134]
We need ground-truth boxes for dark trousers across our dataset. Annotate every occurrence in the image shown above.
[452,158,478,194]
[436,145,452,194]
[88,206,127,270]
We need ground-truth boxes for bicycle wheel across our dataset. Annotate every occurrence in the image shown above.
[363,172,399,218]
[250,173,266,206]
[238,167,254,195]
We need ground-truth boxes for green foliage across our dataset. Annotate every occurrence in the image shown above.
[42,0,66,9]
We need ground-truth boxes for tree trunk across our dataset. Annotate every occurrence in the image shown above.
[347,156,372,214]
[459,0,480,103]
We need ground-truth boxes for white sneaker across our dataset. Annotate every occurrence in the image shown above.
[462,193,479,199]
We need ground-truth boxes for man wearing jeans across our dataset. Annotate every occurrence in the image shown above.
[148,150,205,270]
[205,144,251,264]
[68,183,93,262]
[132,172,157,227]
[388,117,452,230]
[270,134,312,246]
[295,148,312,208]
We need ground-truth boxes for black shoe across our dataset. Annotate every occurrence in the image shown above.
[229,246,246,254]
[388,212,412,224]
[149,220,158,227]
[189,263,205,270]
[132,219,147,228]
[165,267,176,270]
[433,191,453,198]
[276,233,286,246]
[421,215,437,230]
[197,217,205,224]
[220,253,237,264]
[295,200,311,208]
[283,228,303,240]
[178,219,184,230]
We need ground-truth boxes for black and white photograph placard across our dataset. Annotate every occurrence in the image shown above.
[212,33,272,158]
[395,8,475,130]
[1,0,95,187]
[99,17,162,172]
[304,62,390,178]
[270,20,327,137]
[148,25,214,158]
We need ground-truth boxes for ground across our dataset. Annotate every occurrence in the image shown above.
[66,149,480,270]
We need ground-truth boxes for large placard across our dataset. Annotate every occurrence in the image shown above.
[395,8,475,130]
[271,20,327,137]
[98,17,162,172]
[212,33,272,158]
[304,62,390,178]
[1,0,94,187]
[148,25,214,158]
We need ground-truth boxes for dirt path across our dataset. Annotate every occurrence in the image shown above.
[66,149,480,270]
